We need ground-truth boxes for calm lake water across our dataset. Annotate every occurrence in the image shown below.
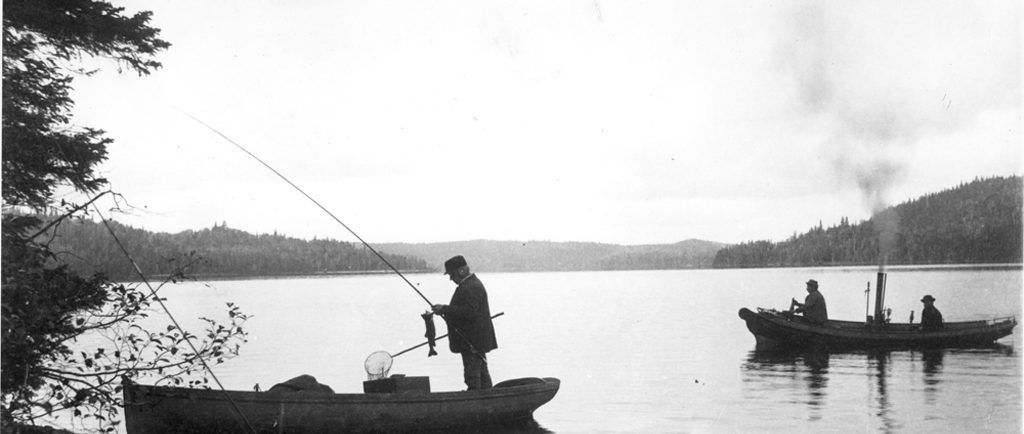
[115,266,1022,432]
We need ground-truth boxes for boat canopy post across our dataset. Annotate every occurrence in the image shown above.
[864,281,871,324]
[873,272,887,325]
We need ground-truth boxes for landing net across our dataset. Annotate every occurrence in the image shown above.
[364,351,393,380]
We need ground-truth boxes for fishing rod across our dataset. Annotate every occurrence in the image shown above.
[179,110,433,307]
[181,111,492,363]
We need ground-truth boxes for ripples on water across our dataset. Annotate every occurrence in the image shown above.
[52,267,1021,433]
[739,345,1019,433]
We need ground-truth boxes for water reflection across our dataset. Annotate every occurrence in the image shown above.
[921,349,944,376]
[743,348,830,421]
[920,348,944,402]
[742,344,1017,432]
[867,350,898,433]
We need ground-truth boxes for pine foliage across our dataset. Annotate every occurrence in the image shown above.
[43,220,431,280]
[712,176,1023,268]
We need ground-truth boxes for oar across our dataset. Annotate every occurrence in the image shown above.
[391,312,505,358]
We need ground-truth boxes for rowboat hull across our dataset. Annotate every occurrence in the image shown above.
[123,377,559,433]
[738,307,1016,350]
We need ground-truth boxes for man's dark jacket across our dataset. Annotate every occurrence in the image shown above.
[921,305,944,330]
[443,274,497,354]
[800,290,828,324]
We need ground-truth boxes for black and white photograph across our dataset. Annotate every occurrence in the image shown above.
[2,1,1021,432]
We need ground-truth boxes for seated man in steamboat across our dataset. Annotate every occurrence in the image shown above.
[919,294,944,331]
[789,279,828,325]
[431,255,498,390]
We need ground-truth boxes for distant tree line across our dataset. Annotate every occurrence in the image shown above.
[712,175,1023,268]
[44,219,431,280]
[33,175,1022,280]
[378,239,725,272]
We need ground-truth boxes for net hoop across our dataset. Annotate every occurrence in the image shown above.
[364,350,393,380]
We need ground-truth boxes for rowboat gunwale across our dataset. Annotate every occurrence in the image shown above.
[123,376,561,433]
[125,377,559,404]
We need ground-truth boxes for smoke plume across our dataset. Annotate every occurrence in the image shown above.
[775,1,1020,263]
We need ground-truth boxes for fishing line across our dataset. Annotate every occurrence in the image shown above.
[179,110,489,362]
[177,109,434,307]
[92,205,257,434]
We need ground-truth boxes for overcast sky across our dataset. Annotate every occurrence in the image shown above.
[67,0,1020,245]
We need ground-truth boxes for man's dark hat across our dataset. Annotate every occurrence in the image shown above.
[806,279,818,288]
[921,295,936,302]
[443,255,467,275]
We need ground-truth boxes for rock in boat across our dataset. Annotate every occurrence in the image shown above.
[123,376,560,433]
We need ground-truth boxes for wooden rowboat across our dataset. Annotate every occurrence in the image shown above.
[123,376,560,433]
[738,307,1016,350]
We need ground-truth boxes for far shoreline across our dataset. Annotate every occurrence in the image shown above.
[131,269,437,283]
[128,262,1023,283]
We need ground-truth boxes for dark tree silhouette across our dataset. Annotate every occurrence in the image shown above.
[713,176,1023,268]
[2,2,247,430]
[44,220,431,281]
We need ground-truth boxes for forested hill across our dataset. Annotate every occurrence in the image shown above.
[712,175,1023,268]
[45,218,724,279]
[377,239,725,272]
[37,176,1019,278]
[44,220,430,281]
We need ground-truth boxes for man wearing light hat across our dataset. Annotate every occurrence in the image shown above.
[432,255,498,390]
[920,295,944,331]
[791,279,828,325]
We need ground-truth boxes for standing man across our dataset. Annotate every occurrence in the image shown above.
[920,295,944,331]
[432,255,497,390]
[790,279,828,325]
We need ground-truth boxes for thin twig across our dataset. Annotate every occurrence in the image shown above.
[27,190,111,241]
[91,205,257,434]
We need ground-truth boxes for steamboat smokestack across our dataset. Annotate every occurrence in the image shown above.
[873,271,887,325]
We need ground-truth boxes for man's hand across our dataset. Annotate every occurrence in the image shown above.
[432,304,448,315]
